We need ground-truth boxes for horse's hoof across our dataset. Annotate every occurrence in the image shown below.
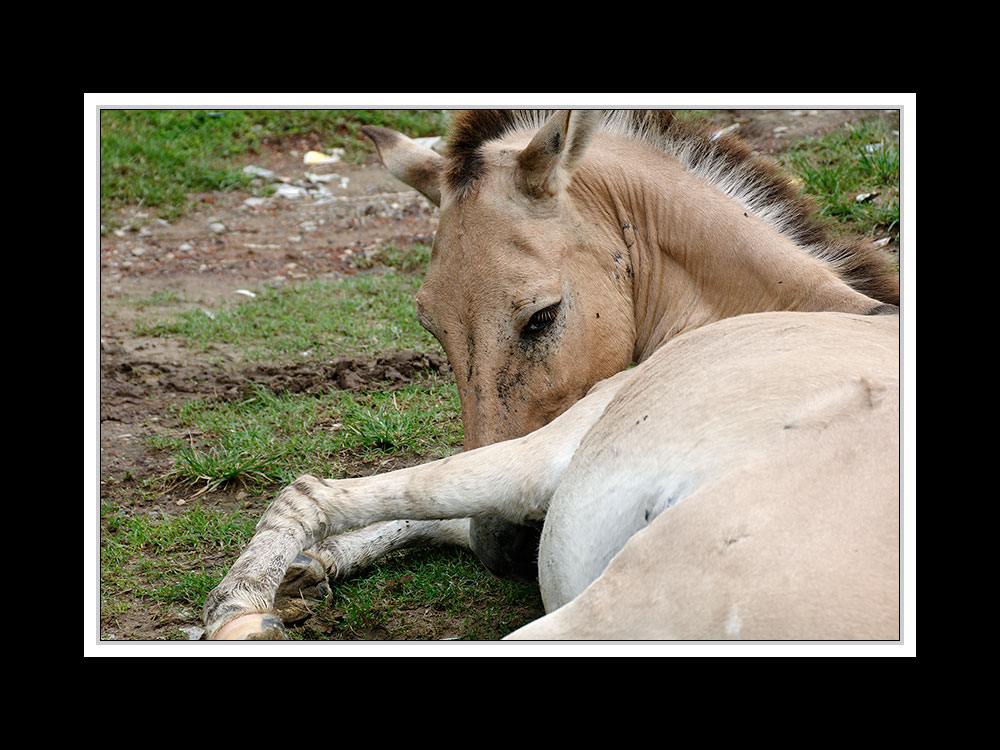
[212,613,286,640]
[274,553,330,624]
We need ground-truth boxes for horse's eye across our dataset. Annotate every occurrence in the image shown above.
[523,303,560,336]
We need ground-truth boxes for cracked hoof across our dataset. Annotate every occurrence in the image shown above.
[213,613,286,640]
[274,553,330,624]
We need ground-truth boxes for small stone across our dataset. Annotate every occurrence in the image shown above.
[305,172,336,183]
[243,165,275,180]
[274,184,308,199]
[304,149,344,165]
[180,625,205,641]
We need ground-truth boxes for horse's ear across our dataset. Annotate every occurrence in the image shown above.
[516,110,601,199]
[362,126,444,206]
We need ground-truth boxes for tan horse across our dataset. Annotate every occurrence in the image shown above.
[203,110,900,640]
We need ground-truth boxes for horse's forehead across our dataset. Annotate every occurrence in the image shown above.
[425,188,556,276]
[419,231,558,314]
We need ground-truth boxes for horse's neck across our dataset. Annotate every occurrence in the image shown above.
[575,141,881,363]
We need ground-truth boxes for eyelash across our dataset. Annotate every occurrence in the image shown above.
[523,303,560,336]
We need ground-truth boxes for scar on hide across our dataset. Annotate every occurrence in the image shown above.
[782,376,888,431]
[722,530,749,547]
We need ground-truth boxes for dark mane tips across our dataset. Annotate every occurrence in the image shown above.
[443,110,539,196]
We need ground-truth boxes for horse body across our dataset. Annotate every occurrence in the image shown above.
[529,311,898,638]
[202,110,901,641]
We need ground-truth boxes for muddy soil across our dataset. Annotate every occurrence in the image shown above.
[94,109,900,642]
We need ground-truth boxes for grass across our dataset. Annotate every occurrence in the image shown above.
[136,269,438,360]
[100,109,447,228]
[101,502,259,637]
[155,379,463,494]
[292,546,541,640]
[778,116,901,238]
[336,386,463,455]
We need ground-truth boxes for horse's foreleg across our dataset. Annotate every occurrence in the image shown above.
[203,375,627,640]
[272,519,471,623]
[307,518,471,580]
[204,456,543,639]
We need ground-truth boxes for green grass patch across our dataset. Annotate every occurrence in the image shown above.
[136,265,438,360]
[337,386,463,456]
[158,380,463,494]
[100,109,447,227]
[101,503,259,638]
[292,546,542,640]
[778,116,900,237]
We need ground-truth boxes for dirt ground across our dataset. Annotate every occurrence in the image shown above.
[95,109,900,641]
[99,126,446,488]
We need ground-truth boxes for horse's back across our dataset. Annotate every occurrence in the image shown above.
[520,311,900,640]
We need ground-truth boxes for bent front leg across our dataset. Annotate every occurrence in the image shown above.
[202,374,625,640]
[203,447,547,639]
